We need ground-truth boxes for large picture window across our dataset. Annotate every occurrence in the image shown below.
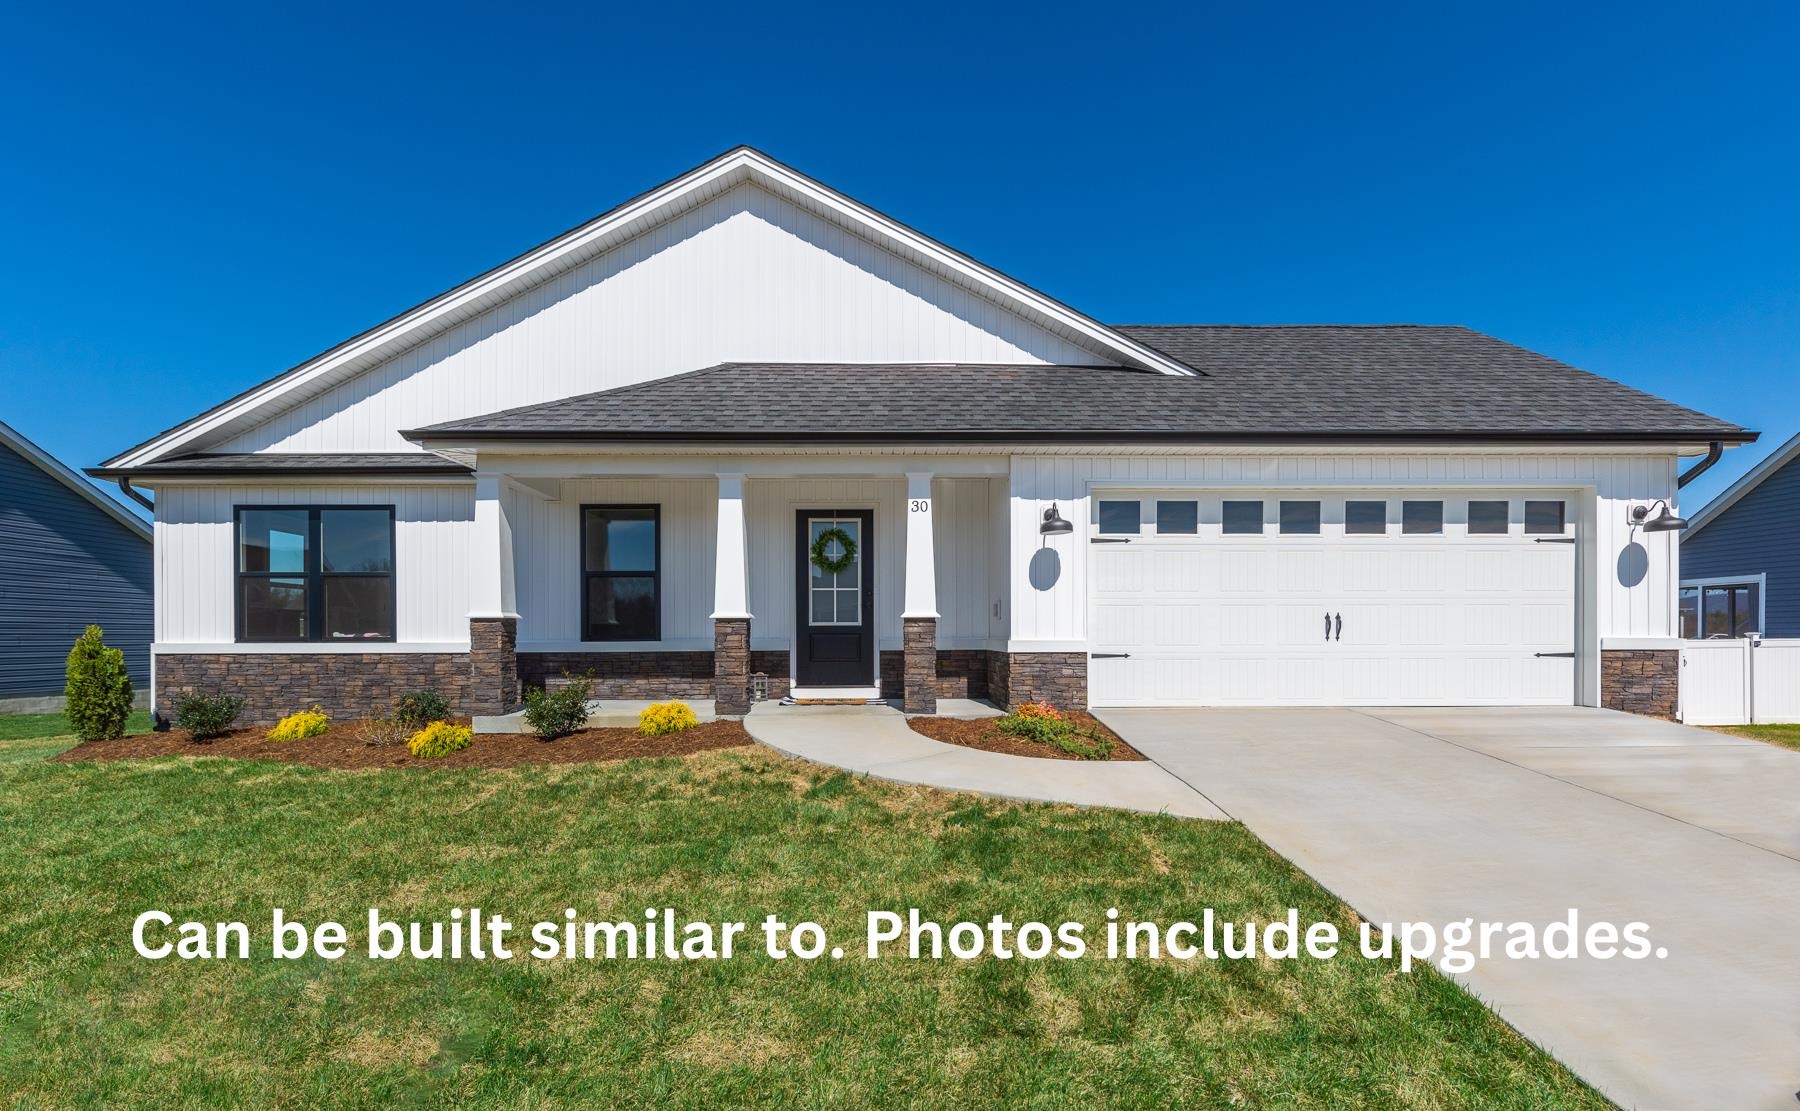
[236,506,395,642]
[1680,579,1761,639]
[582,505,659,641]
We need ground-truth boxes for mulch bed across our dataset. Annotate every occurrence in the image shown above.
[53,719,754,769]
[907,711,1147,762]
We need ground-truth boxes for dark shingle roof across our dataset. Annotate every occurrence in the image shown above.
[404,326,1750,444]
[87,453,472,478]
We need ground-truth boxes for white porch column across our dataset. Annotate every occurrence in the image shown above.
[711,473,751,620]
[902,472,938,713]
[469,473,518,620]
[903,472,938,619]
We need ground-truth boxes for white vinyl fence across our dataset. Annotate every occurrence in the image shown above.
[1679,638,1800,726]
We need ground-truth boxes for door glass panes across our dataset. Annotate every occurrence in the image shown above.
[1524,500,1566,534]
[1279,500,1321,534]
[1156,500,1198,534]
[809,518,862,626]
[1402,500,1444,535]
[1467,500,1509,534]
[1222,500,1263,535]
[1098,500,1140,534]
[1344,500,1386,535]
[1679,587,1700,639]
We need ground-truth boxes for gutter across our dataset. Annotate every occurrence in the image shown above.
[116,476,155,512]
[1677,441,1725,488]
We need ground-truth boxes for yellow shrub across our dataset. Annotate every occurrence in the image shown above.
[267,706,330,742]
[407,721,472,759]
[639,700,699,736]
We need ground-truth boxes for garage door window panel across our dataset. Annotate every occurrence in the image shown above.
[1222,500,1264,535]
[1524,500,1566,535]
[1156,500,1198,535]
[1098,500,1140,535]
[1403,500,1444,535]
[1279,500,1321,535]
[1468,500,1510,535]
[1345,500,1387,536]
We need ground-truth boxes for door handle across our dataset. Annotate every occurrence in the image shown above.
[1091,652,1131,659]
[1334,613,1342,641]
[1324,612,1332,642]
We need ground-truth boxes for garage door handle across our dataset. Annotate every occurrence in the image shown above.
[1534,652,1575,658]
[1091,652,1130,659]
[1334,613,1342,641]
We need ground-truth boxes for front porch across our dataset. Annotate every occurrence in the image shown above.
[463,457,1079,717]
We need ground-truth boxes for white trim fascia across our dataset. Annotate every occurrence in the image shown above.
[108,148,1192,468]
[128,474,476,489]
[0,419,151,540]
[1684,430,1800,538]
[423,439,1702,461]
[154,642,470,654]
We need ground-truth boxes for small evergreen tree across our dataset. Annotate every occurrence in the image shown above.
[64,625,134,742]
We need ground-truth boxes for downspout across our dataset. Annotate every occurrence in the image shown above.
[1677,442,1724,489]
[117,475,154,512]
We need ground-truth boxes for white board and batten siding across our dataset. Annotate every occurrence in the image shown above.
[217,183,1113,456]
[1678,639,1800,725]
[153,484,473,647]
[1007,452,1685,707]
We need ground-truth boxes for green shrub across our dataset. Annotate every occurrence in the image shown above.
[173,692,244,742]
[64,625,135,742]
[406,721,472,759]
[355,715,411,747]
[394,689,451,728]
[996,710,1115,760]
[523,673,593,741]
[639,700,699,736]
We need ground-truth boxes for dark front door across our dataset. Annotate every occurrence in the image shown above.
[795,509,875,687]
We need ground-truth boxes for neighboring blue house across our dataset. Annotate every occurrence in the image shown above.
[0,420,152,710]
[1680,429,1800,640]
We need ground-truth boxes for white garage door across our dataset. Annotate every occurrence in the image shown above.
[1088,490,1578,707]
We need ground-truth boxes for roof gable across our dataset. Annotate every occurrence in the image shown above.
[0,421,151,540]
[108,147,1194,466]
[1685,429,1800,538]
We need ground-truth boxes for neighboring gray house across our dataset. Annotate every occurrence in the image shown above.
[0,420,152,710]
[1681,429,1800,640]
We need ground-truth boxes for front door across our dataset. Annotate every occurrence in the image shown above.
[795,509,875,687]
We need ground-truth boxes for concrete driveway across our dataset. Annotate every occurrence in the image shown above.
[1096,706,1800,1111]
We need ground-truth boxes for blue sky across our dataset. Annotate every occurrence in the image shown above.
[2,2,1795,517]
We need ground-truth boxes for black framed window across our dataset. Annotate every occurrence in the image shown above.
[236,506,395,642]
[582,505,659,641]
[1681,582,1760,639]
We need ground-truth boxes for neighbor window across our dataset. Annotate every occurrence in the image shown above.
[236,506,395,642]
[1098,500,1140,534]
[582,505,659,641]
[1402,500,1444,535]
[1155,500,1198,534]
[1344,500,1387,535]
[1524,500,1566,535]
[1222,500,1264,535]
[1279,500,1321,534]
[1680,582,1760,639]
[1467,500,1509,535]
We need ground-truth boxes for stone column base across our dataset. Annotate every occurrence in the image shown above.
[468,616,520,716]
[902,617,937,714]
[1601,649,1679,719]
[993,651,1087,710]
[714,618,751,715]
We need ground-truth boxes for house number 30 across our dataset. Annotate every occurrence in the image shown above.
[909,499,930,513]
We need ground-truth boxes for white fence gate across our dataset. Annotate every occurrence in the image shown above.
[1679,638,1800,725]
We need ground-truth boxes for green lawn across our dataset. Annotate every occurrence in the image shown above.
[0,710,152,764]
[0,724,1605,1108]
[1712,723,1800,753]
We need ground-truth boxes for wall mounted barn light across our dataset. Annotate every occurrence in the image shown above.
[1629,500,1689,532]
[1040,504,1074,535]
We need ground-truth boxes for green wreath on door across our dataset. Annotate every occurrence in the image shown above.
[809,526,858,575]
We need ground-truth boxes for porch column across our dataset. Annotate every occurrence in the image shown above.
[468,472,520,716]
[902,471,938,714]
[711,473,752,715]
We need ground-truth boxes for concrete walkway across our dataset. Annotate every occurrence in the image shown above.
[1098,706,1800,1111]
[743,702,1225,819]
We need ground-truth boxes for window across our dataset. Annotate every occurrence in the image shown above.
[1402,500,1444,535]
[1468,500,1510,535]
[236,506,394,642]
[1524,500,1566,535]
[1680,581,1760,639]
[807,516,862,626]
[1345,500,1387,535]
[1098,500,1140,534]
[1155,500,1198,534]
[582,505,659,641]
[1222,500,1264,535]
[1279,500,1321,534]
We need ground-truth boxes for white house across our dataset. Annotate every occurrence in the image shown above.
[93,147,1753,723]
